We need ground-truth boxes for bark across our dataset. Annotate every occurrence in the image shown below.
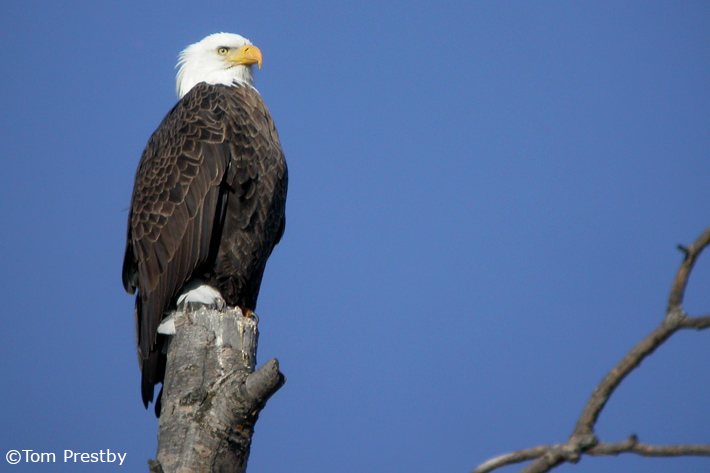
[149,307,285,473]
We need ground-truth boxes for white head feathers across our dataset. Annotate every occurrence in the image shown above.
[175,33,262,99]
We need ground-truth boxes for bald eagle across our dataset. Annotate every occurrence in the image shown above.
[122,33,287,410]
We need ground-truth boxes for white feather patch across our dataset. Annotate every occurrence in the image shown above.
[157,281,225,335]
[157,313,178,335]
[176,281,224,307]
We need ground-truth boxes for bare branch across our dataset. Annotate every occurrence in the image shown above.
[474,228,710,473]
[667,228,710,312]
[571,227,710,442]
[475,436,710,473]
[680,315,710,330]
[571,319,677,441]
[588,436,710,458]
[472,445,551,473]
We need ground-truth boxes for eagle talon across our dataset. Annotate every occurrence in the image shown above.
[241,308,259,324]
[215,298,226,311]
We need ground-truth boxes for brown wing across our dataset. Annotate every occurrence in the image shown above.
[122,84,233,405]
[209,85,288,309]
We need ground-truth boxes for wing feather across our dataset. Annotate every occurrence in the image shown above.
[124,84,230,377]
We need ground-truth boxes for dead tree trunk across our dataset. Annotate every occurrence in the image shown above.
[148,307,285,473]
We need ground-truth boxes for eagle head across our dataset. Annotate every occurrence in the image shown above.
[176,32,263,99]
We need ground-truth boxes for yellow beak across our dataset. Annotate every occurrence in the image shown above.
[227,45,263,69]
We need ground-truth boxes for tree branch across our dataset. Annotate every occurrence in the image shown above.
[667,228,710,311]
[473,446,552,473]
[150,306,285,473]
[473,228,710,473]
[588,436,710,457]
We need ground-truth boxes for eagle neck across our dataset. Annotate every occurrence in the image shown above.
[231,79,259,95]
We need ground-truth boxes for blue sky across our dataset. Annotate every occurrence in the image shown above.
[1,1,709,472]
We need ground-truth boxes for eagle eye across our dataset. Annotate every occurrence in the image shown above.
[217,47,229,55]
